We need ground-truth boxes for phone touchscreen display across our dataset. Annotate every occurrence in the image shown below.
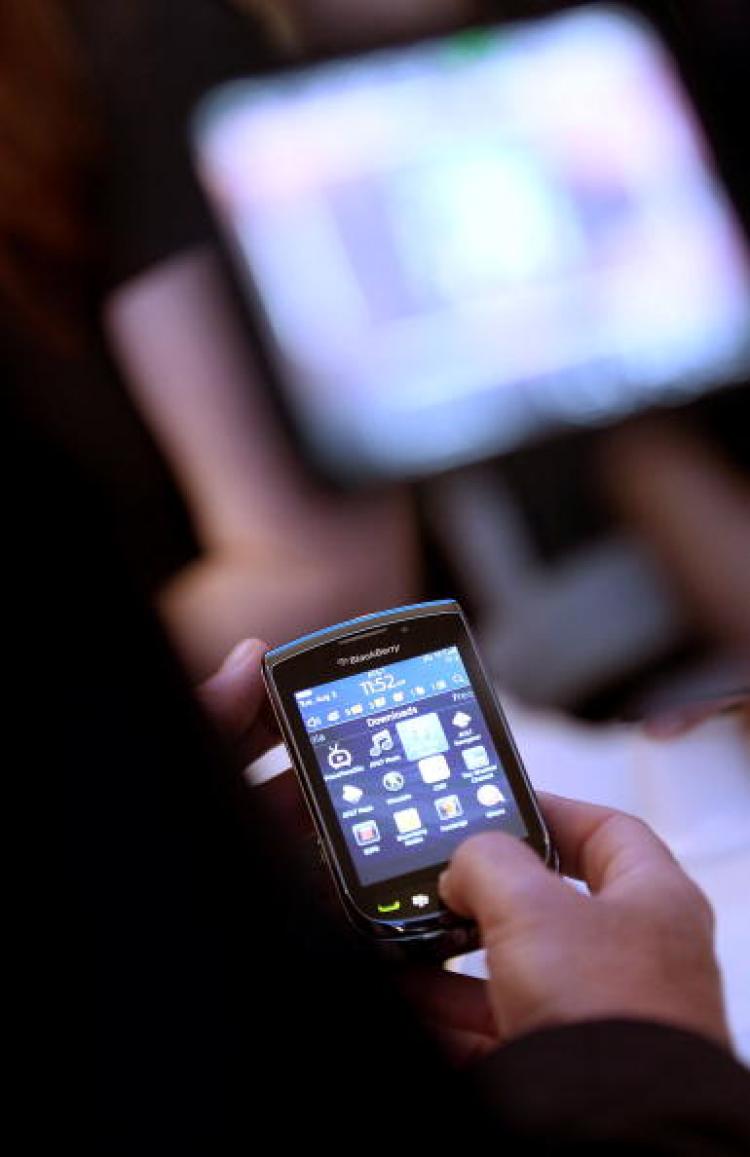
[196,5,750,480]
[295,646,527,886]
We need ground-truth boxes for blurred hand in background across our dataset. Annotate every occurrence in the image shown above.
[602,420,750,735]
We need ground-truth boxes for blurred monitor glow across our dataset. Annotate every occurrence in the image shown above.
[194,6,750,481]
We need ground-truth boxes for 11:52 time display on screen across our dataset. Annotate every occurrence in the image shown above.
[359,672,398,697]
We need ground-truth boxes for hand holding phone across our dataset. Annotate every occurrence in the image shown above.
[441,793,731,1049]
[206,634,730,1052]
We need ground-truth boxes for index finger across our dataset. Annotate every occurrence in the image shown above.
[539,792,680,895]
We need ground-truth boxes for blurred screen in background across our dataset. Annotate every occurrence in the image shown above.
[195,5,750,482]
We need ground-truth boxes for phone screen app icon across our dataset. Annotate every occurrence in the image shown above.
[353,820,380,846]
[418,754,451,784]
[477,784,505,808]
[370,728,395,758]
[396,712,449,761]
[435,794,463,821]
[394,808,422,835]
[328,742,353,771]
[462,745,490,771]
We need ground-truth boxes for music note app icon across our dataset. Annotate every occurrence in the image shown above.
[369,728,395,758]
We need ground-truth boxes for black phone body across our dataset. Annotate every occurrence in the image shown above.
[263,600,556,955]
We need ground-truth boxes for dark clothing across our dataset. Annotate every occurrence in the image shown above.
[2,317,196,596]
[7,390,750,1155]
[481,1019,750,1154]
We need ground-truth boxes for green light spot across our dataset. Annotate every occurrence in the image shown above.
[445,29,497,61]
[378,901,401,914]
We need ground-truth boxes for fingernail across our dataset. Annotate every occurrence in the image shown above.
[222,638,259,672]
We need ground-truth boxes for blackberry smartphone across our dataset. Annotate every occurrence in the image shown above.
[263,600,556,957]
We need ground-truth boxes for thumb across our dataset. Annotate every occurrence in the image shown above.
[439,832,562,937]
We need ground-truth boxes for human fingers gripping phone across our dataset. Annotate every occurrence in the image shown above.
[441,794,731,1048]
[262,600,557,958]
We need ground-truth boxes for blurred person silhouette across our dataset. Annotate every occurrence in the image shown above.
[101,0,496,675]
[91,0,454,677]
[100,0,484,677]
[5,3,750,1153]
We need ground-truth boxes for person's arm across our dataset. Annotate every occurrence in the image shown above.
[105,248,421,676]
[601,422,750,654]
[600,420,750,733]
[436,792,750,1151]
